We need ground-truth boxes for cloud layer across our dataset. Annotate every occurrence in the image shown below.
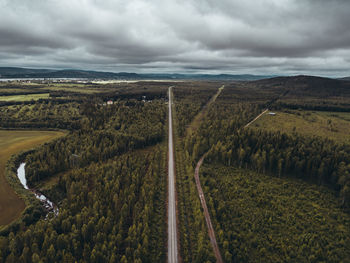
[0,0,349,76]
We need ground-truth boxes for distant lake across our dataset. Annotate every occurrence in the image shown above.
[0,78,87,82]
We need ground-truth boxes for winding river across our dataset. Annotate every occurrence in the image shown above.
[17,163,58,216]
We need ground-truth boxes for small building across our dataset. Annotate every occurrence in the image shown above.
[107,100,113,105]
[268,112,276,116]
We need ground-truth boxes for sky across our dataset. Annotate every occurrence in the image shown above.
[0,0,350,77]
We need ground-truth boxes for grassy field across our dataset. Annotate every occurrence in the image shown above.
[201,164,350,262]
[0,130,65,226]
[0,83,108,95]
[0,93,50,102]
[251,110,350,144]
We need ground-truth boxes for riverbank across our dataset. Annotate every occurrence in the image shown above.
[17,163,58,216]
[0,130,65,227]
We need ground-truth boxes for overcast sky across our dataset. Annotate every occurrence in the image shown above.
[0,0,350,76]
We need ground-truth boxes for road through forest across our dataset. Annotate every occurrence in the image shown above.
[194,107,272,262]
[186,85,224,135]
[194,156,223,263]
[244,109,268,128]
[191,86,224,263]
[168,86,178,263]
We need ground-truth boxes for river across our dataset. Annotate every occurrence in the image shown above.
[17,163,58,216]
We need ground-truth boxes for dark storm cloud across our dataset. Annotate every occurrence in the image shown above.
[0,0,349,76]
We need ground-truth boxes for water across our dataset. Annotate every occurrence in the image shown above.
[17,163,28,189]
[0,78,86,82]
[17,163,58,216]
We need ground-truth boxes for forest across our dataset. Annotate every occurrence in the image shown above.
[0,81,169,262]
[200,164,350,262]
[1,77,350,262]
[180,79,350,262]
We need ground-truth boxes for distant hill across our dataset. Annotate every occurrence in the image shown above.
[0,67,272,81]
[339,77,350,81]
[254,75,350,97]
[0,68,139,79]
[139,73,273,81]
[0,67,55,76]
[249,75,350,112]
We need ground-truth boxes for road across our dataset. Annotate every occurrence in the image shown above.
[244,109,268,128]
[186,85,224,135]
[191,85,224,263]
[192,95,268,263]
[168,86,178,263]
[195,156,223,263]
[210,85,225,103]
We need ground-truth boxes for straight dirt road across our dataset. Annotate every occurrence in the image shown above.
[244,109,268,128]
[190,85,224,263]
[186,85,224,135]
[193,106,271,263]
[168,86,178,263]
[195,156,223,263]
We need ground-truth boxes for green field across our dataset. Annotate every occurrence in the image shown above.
[251,110,350,144]
[0,83,108,96]
[0,130,65,226]
[201,164,350,262]
[0,93,50,102]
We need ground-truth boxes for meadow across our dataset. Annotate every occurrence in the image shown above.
[251,110,350,144]
[0,93,50,102]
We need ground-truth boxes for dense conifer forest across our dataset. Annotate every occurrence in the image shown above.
[1,78,350,262]
[0,82,170,262]
[180,81,350,262]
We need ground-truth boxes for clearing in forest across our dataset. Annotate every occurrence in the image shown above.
[251,110,350,144]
